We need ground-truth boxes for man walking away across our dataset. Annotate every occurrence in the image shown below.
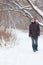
[29,18,40,52]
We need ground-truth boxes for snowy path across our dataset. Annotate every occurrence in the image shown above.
[0,29,43,65]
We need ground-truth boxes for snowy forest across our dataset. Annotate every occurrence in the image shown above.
[0,0,43,45]
[0,0,43,65]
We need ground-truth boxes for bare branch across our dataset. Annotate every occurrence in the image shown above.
[19,5,32,10]
[0,0,43,27]
[12,1,43,27]
[27,0,43,17]
[13,1,33,18]
[0,3,13,11]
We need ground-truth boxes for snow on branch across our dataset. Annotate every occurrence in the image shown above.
[1,0,43,27]
[10,0,43,27]
[19,5,32,10]
[13,1,33,18]
[27,0,43,17]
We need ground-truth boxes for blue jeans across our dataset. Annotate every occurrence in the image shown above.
[31,37,38,51]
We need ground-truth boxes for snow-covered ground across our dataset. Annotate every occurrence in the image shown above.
[0,29,43,65]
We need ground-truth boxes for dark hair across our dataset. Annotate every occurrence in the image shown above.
[32,18,36,20]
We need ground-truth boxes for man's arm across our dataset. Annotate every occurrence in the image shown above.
[29,24,31,37]
[37,23,40,36]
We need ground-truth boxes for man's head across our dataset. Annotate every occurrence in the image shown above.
[31,18,36,23]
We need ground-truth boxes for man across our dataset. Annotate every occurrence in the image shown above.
[29,18,40,52]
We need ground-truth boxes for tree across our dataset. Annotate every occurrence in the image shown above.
[0,0,43,27]
[8,0,43,26]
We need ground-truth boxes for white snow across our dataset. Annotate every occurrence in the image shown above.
[33,5,43,17]
[28,0,43,17]
[0,29,43,65]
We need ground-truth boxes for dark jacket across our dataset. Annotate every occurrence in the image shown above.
[29,22,40,38]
